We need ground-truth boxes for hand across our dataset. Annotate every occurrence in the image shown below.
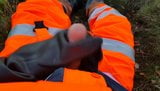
[0,23,102,82]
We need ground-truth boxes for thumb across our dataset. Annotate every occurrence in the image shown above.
[68,23,87,43]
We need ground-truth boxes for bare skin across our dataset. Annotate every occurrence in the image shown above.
[67,23,87,69]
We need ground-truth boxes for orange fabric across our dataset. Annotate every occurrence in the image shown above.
[88,4,135,91]
[11,0,71,29]
[64,68,107,86]
[0,28,52,57]
[97,3,107,8]
[0,68,111,91]
[0,81,108,91]
[90,14,134,47]
[99,50,135,91]
[34,28,53,39]
[89,6,134,48]
[0,0,71,57]
[0,1,134,90]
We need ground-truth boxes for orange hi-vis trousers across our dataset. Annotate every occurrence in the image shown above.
[0,0,71,57]
[0,0,135,91]
[89,4,135,91]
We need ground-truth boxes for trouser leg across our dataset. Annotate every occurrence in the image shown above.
[0,0,71,57]
[88,3,135,91]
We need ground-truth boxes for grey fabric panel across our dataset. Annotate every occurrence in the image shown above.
[45,68,64,82]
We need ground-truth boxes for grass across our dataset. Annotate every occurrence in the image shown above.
[0,0,13,50]
[133,0,160,90]
[0,0,160,90]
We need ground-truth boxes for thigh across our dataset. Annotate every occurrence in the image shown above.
[0,0,71,57]
[88,4,135,91]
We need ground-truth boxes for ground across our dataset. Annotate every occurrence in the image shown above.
[0,0,160,90]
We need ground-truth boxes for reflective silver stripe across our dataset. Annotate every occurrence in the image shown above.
[8,24,62,37]
[97,9,125,20]
[48,28,62,35]
[8,24,35,37]
[102,38,135,61]
[89,5,111,21]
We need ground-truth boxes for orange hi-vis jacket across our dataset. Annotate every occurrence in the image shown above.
[0,0,135,91]
[0,68,110,91]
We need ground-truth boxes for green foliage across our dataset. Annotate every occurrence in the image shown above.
[136,0,160,56]
[138,0,160,26]
[133,0,160,90]
[105,0,160,90]
[104,0,146,16]
[0,0,12,50]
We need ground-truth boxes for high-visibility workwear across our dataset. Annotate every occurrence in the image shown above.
[0,30,102,82]
[88,4,135,91]
[0,68,127,91]
[0,0,71,57]
[0,0,135,91]
[86,0,104,16]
